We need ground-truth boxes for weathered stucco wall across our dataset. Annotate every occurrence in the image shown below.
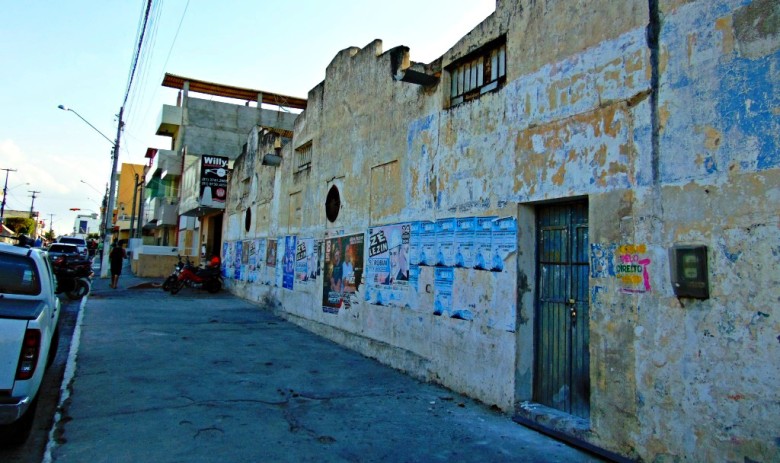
[221,0,778,461]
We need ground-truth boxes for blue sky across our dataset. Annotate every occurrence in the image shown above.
[0,0,494,235]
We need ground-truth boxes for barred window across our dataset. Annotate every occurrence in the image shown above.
[294,142,312,173]
[449,39,506,107]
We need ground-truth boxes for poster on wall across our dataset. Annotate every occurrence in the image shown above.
[616,244,652,294]
[252,238,266,283]
[433,267,454,316]
[199,155,229,207]
[233,240,243,280]
[435,218,457,267]
[222,241,232,278]
[241,240,251,281]
[322,233,364,313]
[409,221,422,266]
[276,237,286,288]
[490,217,517,272]
[365,223,411,306]
[417,221,436,266]
[454,217,477,268]
[247,240,258,283]
[294,238,318,285]
[282,236,297,290]
[265,239,277,285]
[474,216,497,270]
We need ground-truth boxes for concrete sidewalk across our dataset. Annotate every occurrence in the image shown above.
[48,263,606,462]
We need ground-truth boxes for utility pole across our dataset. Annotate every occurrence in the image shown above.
[100,106,124,278]
[0,167,17,224]
[29,190,40,219]
[49,213,55,236]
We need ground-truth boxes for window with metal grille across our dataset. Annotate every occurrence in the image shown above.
[294,142,312,173]
[449,38,506,107]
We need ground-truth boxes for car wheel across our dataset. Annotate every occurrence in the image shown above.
[0,396,38,446]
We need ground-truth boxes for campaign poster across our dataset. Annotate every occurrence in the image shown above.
[322,233,364,313]
[435,218,457,267]
[295,238,317,285]
[282,236,296,290]
[454,217,476,268]
[199,155,229,207]
[265,239,278,285]
[252,238,266,283]
[233,240,243,280]
[417,221,436,266]
[365,223,411,306]
[409,221,422,266]
[246,240,258,283]
[490,217,517,272]
[433,267,454,316]
[221,241,231,278]
[275,238,285,288]
[474,216,497,270]
[241,240,251,281]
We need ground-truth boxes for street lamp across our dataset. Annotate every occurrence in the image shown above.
[59,104,124,278]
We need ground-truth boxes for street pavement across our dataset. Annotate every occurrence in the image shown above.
[46,260,607,462]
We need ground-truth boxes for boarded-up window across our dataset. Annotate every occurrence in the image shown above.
[294,142,312,185]
[370,160,402,223]
[449,38,506,107]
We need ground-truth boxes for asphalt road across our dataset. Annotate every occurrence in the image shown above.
[0,295,82,463]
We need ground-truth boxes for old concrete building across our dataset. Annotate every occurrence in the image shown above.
[153,73,302,260]
[222,0,778,460]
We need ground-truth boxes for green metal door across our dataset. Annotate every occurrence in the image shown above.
[534,201,590,418]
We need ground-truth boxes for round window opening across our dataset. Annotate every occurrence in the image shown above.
[244,207,252,232]
[325,185,341,222]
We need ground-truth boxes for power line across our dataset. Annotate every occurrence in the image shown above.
[122,0,154,109]
[127,0,190,144]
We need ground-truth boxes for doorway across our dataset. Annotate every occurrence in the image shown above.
[534,201,590,418]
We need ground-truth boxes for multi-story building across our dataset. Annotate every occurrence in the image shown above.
[143,148,181,247]
[153,74,302,260]
[221,0,779,461]
[113,162,147,242]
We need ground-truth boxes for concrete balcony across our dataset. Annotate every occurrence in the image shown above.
[152,149,183,179]
[156,104,182,138]
[150,197,179,227]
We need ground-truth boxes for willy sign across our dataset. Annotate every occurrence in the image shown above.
[200,155,229,208]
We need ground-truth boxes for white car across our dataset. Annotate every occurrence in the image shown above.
[57,236,88,259]
[0,242,61,445]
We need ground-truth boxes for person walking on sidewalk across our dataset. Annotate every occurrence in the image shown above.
[109,240,126,289]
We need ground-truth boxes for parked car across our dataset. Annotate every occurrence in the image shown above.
[0,242,61,445]
[47,243,81,262]
[56,236,88,259]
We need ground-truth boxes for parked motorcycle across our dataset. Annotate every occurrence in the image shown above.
[52,254,93,300]
[170,256,223,295]
[161,255,187,291]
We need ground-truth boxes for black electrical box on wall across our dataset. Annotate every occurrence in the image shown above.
[669,245,710,299]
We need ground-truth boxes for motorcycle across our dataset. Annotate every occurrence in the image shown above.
[161,255,187,291]
[170,256,223,295]
[52,254,93,300]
